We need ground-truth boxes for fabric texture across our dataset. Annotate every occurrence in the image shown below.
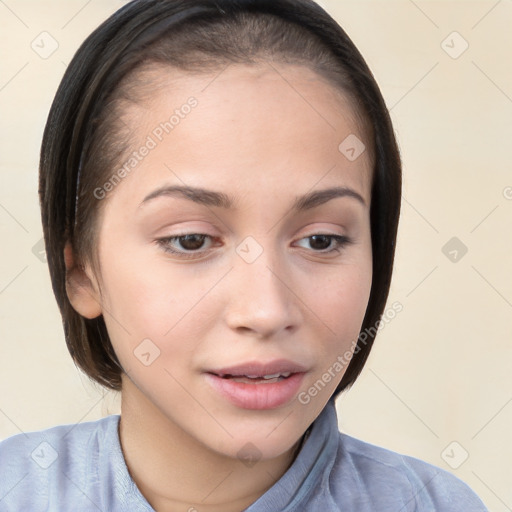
[0,399,488,511]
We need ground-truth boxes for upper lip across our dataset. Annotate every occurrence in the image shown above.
[206,359,308,378]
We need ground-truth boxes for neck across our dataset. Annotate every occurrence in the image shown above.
[118,376,305,512]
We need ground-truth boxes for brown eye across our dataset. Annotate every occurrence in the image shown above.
[309,235,333,251]
[156,233,215,259]
[296,234,352,254]
[174,234,208,251]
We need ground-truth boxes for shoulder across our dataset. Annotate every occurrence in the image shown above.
[329,432,488,511]
[0,415,119,511]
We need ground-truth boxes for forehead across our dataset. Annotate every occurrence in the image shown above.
[108,62,373,209]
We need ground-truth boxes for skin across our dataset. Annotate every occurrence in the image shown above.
[65,62,373,512]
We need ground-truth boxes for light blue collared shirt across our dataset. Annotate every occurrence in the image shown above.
[0,398,488,511]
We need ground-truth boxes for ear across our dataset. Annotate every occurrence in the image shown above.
[64,242,103,319]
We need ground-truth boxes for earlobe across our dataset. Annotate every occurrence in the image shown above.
[63,242,103,319]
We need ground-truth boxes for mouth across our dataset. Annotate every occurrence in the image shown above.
[206,358,308,380]
[210,372,294,384]
[203,359,308,409]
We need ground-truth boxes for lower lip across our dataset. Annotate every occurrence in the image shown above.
[204,372,306,410]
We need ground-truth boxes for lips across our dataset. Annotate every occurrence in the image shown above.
[204,359,309,409]
[204,362,306,410]
[206,359,308,380]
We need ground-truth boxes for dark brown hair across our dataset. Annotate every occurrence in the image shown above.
[39,0,401,394]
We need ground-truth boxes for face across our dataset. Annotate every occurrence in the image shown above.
[78,63,373,461]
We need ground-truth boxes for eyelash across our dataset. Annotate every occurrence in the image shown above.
[155,233,353,260]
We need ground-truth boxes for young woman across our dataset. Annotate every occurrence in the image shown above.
[0,0,488,510]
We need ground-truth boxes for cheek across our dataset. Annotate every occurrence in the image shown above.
[323,270,372,341]
[314,252,373,359]
[94,252,173,352]
[335,263,373,318]
[96,251,220,368]
[100,265,172,329]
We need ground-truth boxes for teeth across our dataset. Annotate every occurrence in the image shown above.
[264,372,291,379]
[217,372,292,379]
[244,372,291,379]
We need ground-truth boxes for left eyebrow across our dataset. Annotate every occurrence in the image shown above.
[138,184,366,211]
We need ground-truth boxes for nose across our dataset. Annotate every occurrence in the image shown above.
[223,241,302,339]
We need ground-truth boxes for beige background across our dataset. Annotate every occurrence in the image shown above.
[1,0,511,510]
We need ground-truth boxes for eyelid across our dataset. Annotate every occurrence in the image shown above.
[155,231,353,259]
